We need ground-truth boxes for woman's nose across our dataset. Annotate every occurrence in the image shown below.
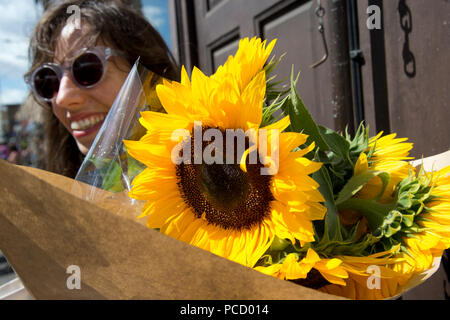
[53,73,86,111]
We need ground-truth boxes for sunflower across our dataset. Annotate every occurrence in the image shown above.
[418,166,450,248]
[255,248,349,288]
[395,166,450,274]
[318,247,410,300]
[355,132,414,203]
[124,37,326,268]
[336,132,415,243]
[319,257,409,300]
[214,37,276,93]
[331,165,450,299]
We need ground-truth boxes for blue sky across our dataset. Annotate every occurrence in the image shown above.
[0,0,172,106]
[141,0,172,49]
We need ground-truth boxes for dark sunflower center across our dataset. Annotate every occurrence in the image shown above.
[198,163,249,211]
[175,126,274,230]
[290,269,331,290]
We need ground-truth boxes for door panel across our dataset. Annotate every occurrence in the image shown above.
[358,0,450,157]
[171,0,449,156]
[260,1,334,129]
[194,0,282,75]
[173,0,353,131]
[209,28,240,71]
[384,0,450,157]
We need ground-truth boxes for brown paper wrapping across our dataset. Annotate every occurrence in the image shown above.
[0,159,341,300]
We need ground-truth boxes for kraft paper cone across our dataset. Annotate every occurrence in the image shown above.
[0,160,340,300]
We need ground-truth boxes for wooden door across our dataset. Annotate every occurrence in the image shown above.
[169,0,450,157]
[358,0,450,157]
[169,0,355,133]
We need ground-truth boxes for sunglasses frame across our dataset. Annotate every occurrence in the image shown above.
[26,46,123,102]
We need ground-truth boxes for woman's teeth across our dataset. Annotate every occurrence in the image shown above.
[71,115,106,130]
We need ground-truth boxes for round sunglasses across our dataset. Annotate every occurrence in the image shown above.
[26,46,124,102]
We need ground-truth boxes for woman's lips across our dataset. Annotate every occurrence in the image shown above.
[70,114,107,138]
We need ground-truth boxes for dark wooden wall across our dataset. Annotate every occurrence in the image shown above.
[359,0,450,157]
[169,0,450,157]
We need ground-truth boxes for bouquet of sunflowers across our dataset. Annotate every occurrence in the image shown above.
[76,37,450,300]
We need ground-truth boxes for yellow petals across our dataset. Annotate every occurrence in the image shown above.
[260,115,291,133]
[256,249,348,286]
[241,70,266,128]
[126,36,325,271]
[354,152,368,175]
[369,133,414,162]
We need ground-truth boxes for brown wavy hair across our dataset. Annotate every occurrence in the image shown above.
[26,0,180,178]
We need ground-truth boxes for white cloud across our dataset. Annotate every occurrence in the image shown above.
[0,0,41,39]
[0,40,29,73]
[142,5,166,28]
[1,87,27,105]
[0,0,42,104]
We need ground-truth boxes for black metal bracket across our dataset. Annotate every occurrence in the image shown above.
[346,0,365,127]
[350,49,366,65]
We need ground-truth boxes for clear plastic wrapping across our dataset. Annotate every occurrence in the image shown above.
[74,61,165,211]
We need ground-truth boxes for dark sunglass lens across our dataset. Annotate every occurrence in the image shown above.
[73,52,103,86]
[33,67,60,100]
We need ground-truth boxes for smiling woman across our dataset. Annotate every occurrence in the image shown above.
[25,0,179,177]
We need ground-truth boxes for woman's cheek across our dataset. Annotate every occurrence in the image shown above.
[52,103,70,131]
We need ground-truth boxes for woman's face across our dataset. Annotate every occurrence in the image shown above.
[52,23,130,155]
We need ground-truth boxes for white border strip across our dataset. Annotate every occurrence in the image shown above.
[0,277,33,300]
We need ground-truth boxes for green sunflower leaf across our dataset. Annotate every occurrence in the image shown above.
[318,125,351,163]
[261,94,290,127]
[312,162,342,241]
[335,170,391,205]
[284,68,330,152]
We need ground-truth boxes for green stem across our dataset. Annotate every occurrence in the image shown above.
[337,198,396,233]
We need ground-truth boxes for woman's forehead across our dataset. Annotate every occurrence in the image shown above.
[54,22,95,63]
